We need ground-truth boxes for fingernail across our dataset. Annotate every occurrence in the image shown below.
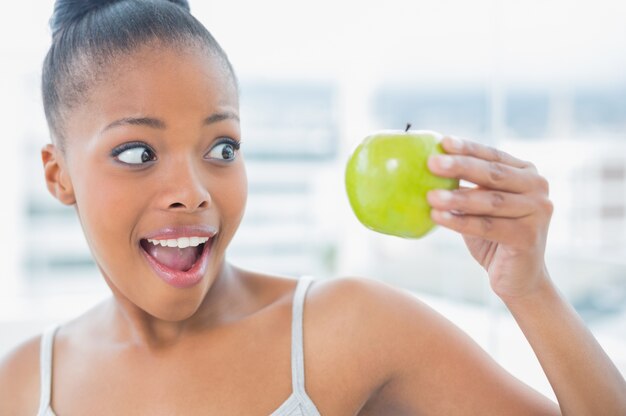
[436,190,453,202]
[441,211,453,220]
[448,136,463,150]
[433,210,453,220]
[436,155,454,169]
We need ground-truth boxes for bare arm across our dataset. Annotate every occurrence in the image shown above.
[423,136,626,414]
[502,275,626,415]
[0,334,42,416]
[342,277,560,415]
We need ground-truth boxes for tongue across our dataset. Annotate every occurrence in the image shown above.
[143,242,200,271]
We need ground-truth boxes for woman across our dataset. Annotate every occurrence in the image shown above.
[0,0,624,414]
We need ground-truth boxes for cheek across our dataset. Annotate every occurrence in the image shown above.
[216,165,248,235]
[72,171,145,267]
[232,166,248,220]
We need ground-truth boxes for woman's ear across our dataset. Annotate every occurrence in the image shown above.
[41,143,76,205]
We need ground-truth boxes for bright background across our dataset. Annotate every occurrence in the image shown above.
[1,0,626,403]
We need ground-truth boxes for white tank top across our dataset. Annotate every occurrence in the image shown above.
[37,276,321,415]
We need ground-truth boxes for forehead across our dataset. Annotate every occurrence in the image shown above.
[67,44,238,140]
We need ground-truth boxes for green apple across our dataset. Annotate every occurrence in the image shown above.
[345,128,459,238]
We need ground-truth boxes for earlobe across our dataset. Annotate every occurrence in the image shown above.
[41,143,76,205]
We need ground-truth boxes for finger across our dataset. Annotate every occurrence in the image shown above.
[440,136,531,169]
[427,188,535,218]
[428,154,531,193]
[430,210,533,246]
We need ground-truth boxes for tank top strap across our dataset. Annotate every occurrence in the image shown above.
[37,323,59,415]
[290,275,315,395]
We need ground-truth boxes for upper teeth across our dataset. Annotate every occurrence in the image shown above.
[146,236,210,249]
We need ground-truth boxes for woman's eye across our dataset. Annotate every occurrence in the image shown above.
[112,144,157,165]
[206,140,240,161]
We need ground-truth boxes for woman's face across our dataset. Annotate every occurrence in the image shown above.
[51,44,247,321]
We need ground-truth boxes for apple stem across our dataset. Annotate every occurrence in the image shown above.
[405,123,411,132]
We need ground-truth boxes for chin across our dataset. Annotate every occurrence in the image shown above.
[144,293,206,322]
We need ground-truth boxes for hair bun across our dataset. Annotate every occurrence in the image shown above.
[166,0,190,11]
[50,0,191,36]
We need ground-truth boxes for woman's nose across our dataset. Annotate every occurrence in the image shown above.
[168,199,209,211]
[160,161,211,213]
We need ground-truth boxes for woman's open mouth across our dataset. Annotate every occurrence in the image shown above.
[139,235,214,288]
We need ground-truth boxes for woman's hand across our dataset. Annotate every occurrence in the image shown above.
[426,136,554,300]
[425,136,626,414]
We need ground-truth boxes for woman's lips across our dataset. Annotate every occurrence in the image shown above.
[139,236,214,289]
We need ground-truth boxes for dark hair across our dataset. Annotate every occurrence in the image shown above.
[42,0,238,150]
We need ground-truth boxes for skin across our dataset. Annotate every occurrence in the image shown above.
[1,43,625,415]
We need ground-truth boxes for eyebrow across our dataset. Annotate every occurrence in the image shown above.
[99,111,240,134]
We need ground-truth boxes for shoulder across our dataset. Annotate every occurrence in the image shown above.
[309,277,560,414]
[308,275,424,310]
[303,276,473,412]
[304,276,445,383]
[306,276,450,356]
[309,276,485,372]
[0,332,44,415]
[307,275,439,334]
